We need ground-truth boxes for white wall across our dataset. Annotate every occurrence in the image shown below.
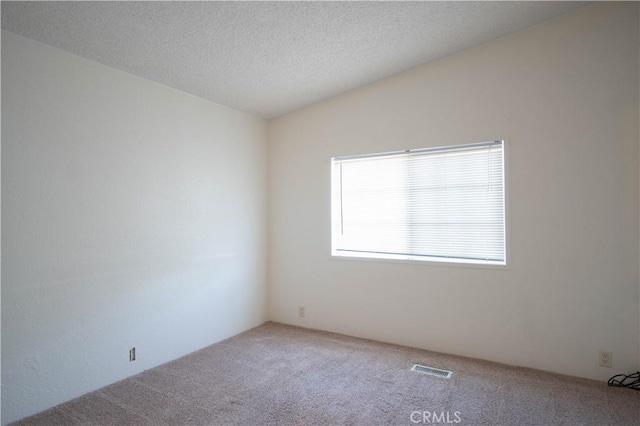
[2,31,267,424]
[268,2,639,381]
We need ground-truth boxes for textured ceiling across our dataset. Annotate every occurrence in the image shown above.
[2,1,591,119]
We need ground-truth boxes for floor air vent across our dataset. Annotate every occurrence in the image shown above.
[411,364,453,378]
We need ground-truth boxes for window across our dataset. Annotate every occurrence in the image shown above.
[331,140,506,266]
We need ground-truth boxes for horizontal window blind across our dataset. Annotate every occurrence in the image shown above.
[331,141,505,265]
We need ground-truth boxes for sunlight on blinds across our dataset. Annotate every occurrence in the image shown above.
[331,141,505,265]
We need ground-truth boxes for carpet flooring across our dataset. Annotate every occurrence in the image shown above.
[14,322,640,425]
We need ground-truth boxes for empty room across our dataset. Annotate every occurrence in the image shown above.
[2,1,639,425]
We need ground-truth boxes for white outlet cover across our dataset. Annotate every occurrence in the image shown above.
[599,351,612,367]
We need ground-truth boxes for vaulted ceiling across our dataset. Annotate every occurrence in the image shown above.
[2,1,591,119]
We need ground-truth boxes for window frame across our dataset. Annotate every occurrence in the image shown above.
[329,140,510,269]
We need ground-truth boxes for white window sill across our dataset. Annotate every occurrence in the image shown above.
[330,252,509,270]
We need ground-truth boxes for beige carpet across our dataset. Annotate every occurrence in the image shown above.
[14,322,640,425]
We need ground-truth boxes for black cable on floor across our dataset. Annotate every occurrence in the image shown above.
[608,372,640,390]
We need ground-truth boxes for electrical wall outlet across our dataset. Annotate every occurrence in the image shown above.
[129,347,136,362]
[599,350,612,368]
[298,306,305,318]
